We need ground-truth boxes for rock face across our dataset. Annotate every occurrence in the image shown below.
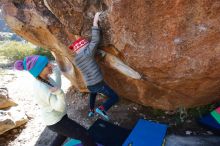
[0,88,28,135]
[0,106,28,135]
[0,88,17,109]
[1,0,220,110]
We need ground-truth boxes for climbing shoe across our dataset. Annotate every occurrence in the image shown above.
[95,107,109,121]
[88,109,95,117]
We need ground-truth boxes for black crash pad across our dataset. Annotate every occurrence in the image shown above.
[88,119,131,146]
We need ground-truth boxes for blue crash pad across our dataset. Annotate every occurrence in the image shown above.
[123,119,167,146]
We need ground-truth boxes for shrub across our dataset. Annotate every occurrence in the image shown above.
[0,41,54,60]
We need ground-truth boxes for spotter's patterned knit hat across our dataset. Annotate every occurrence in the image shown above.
[14,55,48,78]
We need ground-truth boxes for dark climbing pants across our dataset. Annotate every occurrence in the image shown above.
[87,81,119,111]
[47,115,96,146]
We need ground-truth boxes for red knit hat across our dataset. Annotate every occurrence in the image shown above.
[69,38,89,52]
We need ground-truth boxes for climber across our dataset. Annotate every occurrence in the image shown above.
[68,11,119,121]
[14,55,97,146]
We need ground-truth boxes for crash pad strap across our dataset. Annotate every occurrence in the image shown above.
[211,110,220,124]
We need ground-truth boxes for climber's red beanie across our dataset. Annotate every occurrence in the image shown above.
[69,38,89,52]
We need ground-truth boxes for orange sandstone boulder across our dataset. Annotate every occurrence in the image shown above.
[1,0,220,110]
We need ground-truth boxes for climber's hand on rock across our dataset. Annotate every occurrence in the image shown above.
[93,11,102,27]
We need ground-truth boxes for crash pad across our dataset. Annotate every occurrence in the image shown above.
[122,119,167,146]
[88,119,131,146]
